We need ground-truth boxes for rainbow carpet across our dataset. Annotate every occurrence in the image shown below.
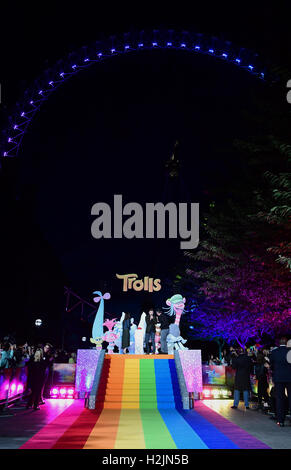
[20,355,270,449]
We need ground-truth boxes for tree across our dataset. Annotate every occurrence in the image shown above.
[255,138,291,271]
[183,135,291,346]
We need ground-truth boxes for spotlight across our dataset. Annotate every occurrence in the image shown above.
[49,387,75,399]
[35,318,42,327]
[213,389,220,398]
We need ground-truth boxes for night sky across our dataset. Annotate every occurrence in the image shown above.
[0,2,290,346]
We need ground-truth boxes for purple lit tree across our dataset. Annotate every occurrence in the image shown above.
[184,194,291,347]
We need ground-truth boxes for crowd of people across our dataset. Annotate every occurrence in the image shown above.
[1,333,291,426]
[0,340,77,369]
[121,308,174,354]
[0,337,77,411]
[207,339,291,427]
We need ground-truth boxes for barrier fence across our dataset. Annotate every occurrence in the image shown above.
[0,363,259,407]
[0,366,28,408]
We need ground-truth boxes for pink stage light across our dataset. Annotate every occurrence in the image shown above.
[10,383,16,392]
[17,384,23,394]
[49,386,75,398]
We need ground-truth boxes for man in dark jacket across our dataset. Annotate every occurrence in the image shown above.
[156,309,173,354]
[231,348,253,409]
[145,310,156,354]
[270,337,291,426]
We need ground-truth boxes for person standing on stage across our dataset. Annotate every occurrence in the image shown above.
[270,337,291,427]
[145,309,156,355]
[122,312,131,354]
[156,308,173,354]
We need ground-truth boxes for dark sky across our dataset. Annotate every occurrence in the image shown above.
[0,2,289,344]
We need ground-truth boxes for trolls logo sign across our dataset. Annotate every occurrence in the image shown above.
[116,273,161,292]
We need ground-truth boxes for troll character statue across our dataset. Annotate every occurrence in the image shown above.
[102,318,119,354]
[113,318,123,352]
[155,321,161,354]
[90,291,111,350]
[134,312,147,354]
[165,294,188,354]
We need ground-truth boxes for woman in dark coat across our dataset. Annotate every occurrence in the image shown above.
[26,349,47,410]
[122,312,131,354]
[231,348,253,409]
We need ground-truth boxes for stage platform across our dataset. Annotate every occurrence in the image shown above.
[1,399,290,449]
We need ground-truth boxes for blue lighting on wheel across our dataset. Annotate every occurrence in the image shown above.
[1,31,271,160]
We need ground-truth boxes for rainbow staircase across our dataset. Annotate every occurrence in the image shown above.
[96,355,182,410]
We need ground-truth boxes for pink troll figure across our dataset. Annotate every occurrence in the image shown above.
[102,319,118,354]
[165,294,186,327]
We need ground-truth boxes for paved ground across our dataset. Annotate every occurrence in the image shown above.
[0,399,290,449]
[204,400,291,449]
